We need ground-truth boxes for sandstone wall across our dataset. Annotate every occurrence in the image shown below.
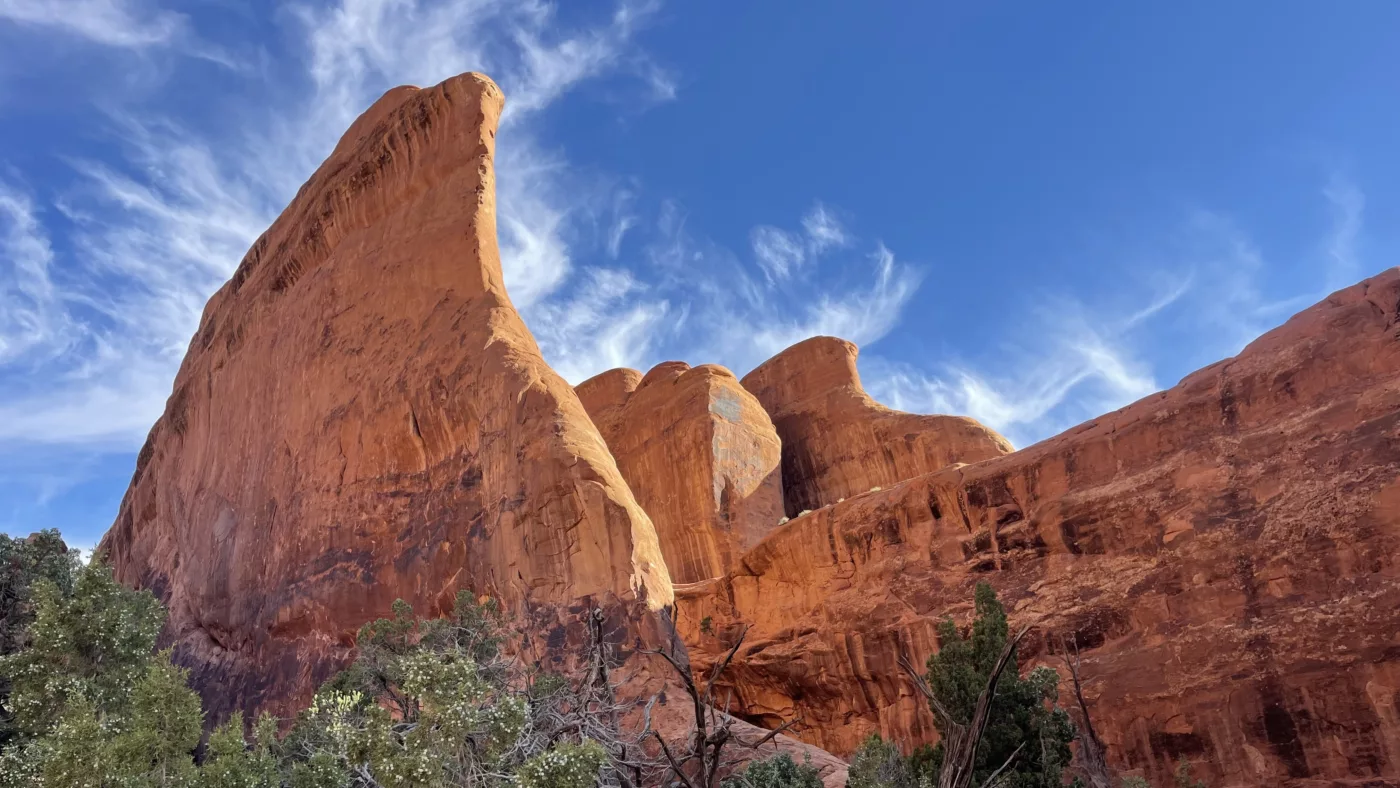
[683,271,1400,787]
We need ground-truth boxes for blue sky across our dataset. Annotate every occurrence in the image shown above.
[2,1,1398,552]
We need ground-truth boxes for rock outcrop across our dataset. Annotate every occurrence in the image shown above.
[680,271,1400,787]
[99,73,677,720]
[740,336,1013,516]
[93,64,1400,788]
[577,363,784,584]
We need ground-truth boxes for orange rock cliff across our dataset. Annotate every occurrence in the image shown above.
[101,72,1400,788]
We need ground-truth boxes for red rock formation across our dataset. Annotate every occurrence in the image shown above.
[577,362,785,584]
[740,336,1013,516]
[98,72,846,787]
[681,270,1400,787]
[99,72,675,720]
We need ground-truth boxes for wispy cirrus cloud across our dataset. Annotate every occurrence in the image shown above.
[0,0,185,48]
[751,202,851,282]
[862,181,1374,448]
[0,0,669,454]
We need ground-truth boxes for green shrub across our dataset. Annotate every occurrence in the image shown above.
[722,752,823,788]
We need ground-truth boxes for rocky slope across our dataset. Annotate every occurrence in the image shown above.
[679,271,1400,787]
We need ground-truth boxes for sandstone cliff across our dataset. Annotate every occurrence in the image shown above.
[99,73,675,720]
[740,336,1013,516]
[680,271,1400,787]
[99,72,846,786]
[94,66,1400,788]
[577,362,784,584]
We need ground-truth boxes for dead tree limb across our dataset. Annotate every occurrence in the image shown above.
[1059,634,1114,788]
[641,623,800,788]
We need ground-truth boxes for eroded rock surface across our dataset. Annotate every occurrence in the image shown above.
[577,362,784,584]
[99,73,676,721]
[740,336,1012,516]
[684,272,1400,787]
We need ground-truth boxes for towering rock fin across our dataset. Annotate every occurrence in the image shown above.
[100,72,671,720]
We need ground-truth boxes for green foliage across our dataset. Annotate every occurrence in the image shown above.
[918,583,1076,788]
[0,531,79,656]
[846,734,917,788]
[517,741,606,788]
[1174,759,1207,788]
[202,711,282,788]
[1,558,165,738]
[1121,778,1150,788]
[0,559,208,787]
[0,530,80,745]
[721,753,823,788]
[278,591,631,788]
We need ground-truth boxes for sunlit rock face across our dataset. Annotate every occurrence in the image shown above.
[739,335,1014,517]
[100,63,1400,788]
[577,362,784,584]
[679,270,1400,787]
[99,72,676,722]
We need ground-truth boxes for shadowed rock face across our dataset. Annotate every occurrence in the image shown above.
[740,336,1014,517]
[577,363,784,584]
[680,270,1400,787]
[98,72,677,722]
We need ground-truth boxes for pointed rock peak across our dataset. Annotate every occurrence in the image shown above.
[100,71,673,723]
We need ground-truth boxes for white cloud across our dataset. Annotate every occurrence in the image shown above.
[0,182,67,365]
[1323,174,1364,291]
[750,202,851,283]
[750,225,806,282]
[744,243,920,362]
[529,267,670,382]
[620,204,922,379]
[801,202,848,254]
[0,0,185,48]
[864,302,1161,449]
[0,0,667,450]
[860,188,1374,448]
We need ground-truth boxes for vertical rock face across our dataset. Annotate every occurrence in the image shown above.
[98,73,673,720]
[740,336,1013,516]
[680,270,1400,787]
[577,362,784,584]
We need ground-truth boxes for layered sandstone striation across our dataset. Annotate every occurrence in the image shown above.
[740,336,1013,516]
[577,363,784,584]
[99,73,678,720]
[680,270,1400,787]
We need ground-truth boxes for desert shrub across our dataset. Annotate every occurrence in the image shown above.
[846,734,916,788]
[916,582,1076,788]
[721,753,823,788]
